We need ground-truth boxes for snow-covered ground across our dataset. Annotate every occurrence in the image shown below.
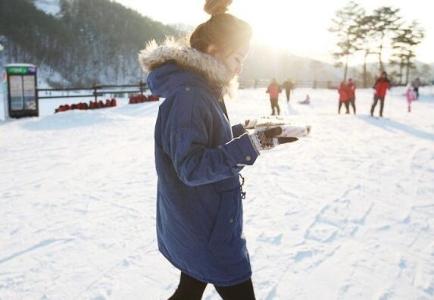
[1,87,434,300]
[33,0,61,17]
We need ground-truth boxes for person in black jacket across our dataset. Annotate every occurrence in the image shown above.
[281,79,294,102]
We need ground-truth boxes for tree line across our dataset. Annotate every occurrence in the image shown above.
[329,1,426,86]
[0,0,179,87]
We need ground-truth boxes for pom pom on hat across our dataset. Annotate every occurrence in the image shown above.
[204,0,232,16]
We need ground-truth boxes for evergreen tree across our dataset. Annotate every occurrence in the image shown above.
[329,1,365,80]
[355,15,379,87]
[329,1,365,81]
[369,6,402,72]
[390,21,424,84]
[0,0,180,86]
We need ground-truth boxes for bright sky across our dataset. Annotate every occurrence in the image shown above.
[116,0,433,65]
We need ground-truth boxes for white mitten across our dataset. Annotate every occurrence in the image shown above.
[244,119,258,129]
[248,127,282,152]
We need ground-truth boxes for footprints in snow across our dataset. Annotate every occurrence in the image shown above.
[257,233,283,246]
[305,185,373,244]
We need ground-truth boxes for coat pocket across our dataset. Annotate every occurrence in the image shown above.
[207,186,245,260]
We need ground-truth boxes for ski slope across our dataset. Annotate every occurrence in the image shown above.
[1,87,434,299]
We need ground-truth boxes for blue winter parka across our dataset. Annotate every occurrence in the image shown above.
[140,43,259,286]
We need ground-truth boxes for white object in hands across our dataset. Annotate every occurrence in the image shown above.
[244,116,288,129]
[279,124,311,138]
[248,127,279,153]
[244,116,311,138]
[248,125,305,153]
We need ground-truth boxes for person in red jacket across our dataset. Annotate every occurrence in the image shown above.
[266,78,282,115]
[371,71,391,117]
[338,80,350,114]
[347,78,356,114]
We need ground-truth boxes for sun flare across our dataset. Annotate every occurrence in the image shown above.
[231,1,334,61]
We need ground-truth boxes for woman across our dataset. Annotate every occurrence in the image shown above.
[139,0,269,299]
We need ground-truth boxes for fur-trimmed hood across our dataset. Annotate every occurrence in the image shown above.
[138,39,237,97]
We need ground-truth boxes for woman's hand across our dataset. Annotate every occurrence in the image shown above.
[248,126,298,152]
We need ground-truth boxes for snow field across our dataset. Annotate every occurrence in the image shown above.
[1,87,433,299]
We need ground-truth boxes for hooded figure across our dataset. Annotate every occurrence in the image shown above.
[139,39,258,287]
[138,1,263,296]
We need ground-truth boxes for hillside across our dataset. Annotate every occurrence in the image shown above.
[33,0,61,16]
[0,0,179,86]
[241,44,343,87]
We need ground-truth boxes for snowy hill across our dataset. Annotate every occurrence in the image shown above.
[0,0,179,87]
[1,87,434,299]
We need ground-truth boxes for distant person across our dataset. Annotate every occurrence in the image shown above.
[347,78,356,114]
[253,78,259,89]
[405,83,416,112]
[298,94,311,105]
[281,79,295,102]
[266,78,282,115]
[370,71,391,117]
[412,77,421,100]
[338,81,350,114]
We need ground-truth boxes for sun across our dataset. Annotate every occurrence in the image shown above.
[232,1,335,61]
[251,21,292,50]
[234,0,318,49]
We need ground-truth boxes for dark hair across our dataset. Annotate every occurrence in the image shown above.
[190,0,252,55]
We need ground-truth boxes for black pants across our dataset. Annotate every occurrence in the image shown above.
[371,95,385,117]
[285,90,291,102]
[168,272,256,300]
[270,98,280,115]
[349,97,356,114]
[414,87,419,99]
[338,101,349,114]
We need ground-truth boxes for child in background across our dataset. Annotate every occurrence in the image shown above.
[298,94,310,105]
[405,84,416,112]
